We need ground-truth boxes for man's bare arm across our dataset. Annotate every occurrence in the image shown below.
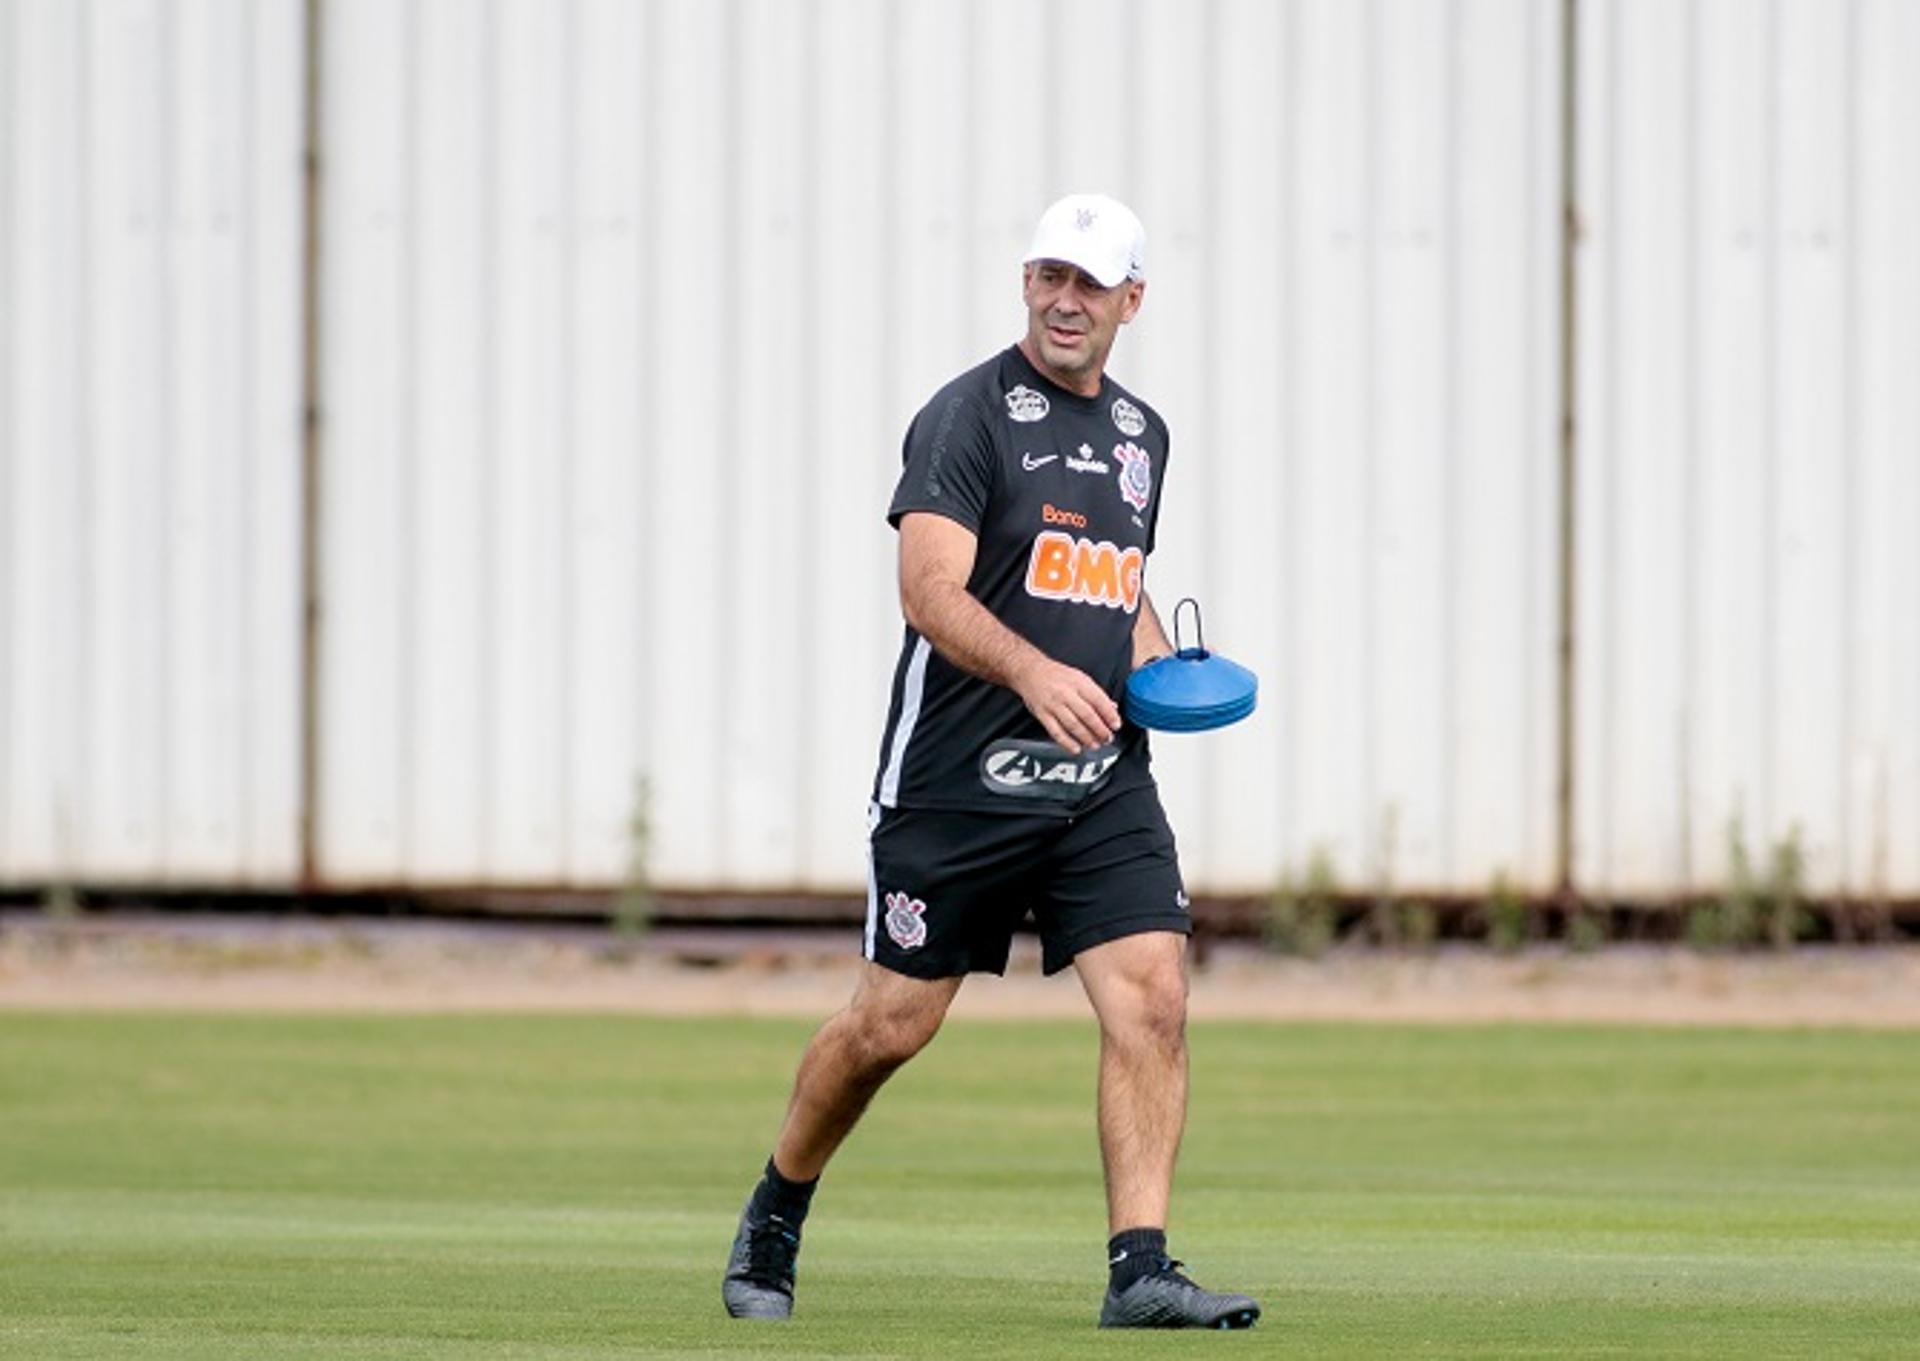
[897,511,1121,755]
[1132,591,1174,671]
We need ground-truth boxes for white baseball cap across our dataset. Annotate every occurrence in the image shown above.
[1022,193,1147,288]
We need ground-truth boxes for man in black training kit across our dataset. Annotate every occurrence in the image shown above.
[723,193,1261,1330]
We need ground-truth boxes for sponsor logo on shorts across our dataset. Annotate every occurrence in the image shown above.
[883,891,928,950]
[1021,451,1058,471]
[1111,397,1146,437]
[1066,443,1109,474]
[980,739,1121,802]
[1175,890,1191,910]
[1114,441,1152,512]
[1006,385,1050,423]
[1025,531,1144,612]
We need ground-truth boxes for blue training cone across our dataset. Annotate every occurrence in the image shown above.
[1124,598,1259,733]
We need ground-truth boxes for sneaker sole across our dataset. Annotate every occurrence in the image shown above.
[1099,1300,1262,1329]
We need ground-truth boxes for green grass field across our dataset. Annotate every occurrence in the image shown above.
[4,1013,1918,1358]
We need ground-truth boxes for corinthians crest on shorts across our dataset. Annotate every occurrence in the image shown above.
[883,891,928,950]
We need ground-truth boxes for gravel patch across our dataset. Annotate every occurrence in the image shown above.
[3,913,1918,1027]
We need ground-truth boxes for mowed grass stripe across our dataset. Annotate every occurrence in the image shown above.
[3,1015,1918,1358]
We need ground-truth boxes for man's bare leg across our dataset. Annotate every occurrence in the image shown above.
[725,962,961,1319]
[1072,931,1258,1328]
[773,963,964,1179]
[1073,931,1190,1233]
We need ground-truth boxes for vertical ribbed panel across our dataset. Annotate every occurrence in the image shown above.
[317,0,1561,893]
[0,0,304,886]
[1851,0,1920,898]
[1577,0,1920,895]
[1141,0,1563,894]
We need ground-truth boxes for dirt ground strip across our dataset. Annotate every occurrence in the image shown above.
[3,913,1919,1027]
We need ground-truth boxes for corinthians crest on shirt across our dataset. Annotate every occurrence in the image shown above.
[883,890,928,950]
[1114,442,1152,512]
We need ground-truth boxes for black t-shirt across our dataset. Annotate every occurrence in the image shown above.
[871,345,1170,815]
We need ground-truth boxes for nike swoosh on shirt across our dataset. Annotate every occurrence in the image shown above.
[1021,453,1059,470]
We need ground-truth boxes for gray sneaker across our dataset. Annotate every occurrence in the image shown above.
[1098,1258,1261,1329]
[721,1202,800,1320]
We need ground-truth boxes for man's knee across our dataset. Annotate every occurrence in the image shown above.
[842,968,956,1072]
[1102,955,1189,1051]
[1128,968,1188,1049]
[852,1010,941,1072]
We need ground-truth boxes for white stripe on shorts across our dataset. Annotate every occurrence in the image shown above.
[863,801,882,959]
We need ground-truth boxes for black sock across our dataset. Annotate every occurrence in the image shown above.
[1107,1227,1168,1292]
[749,1156,819,1225]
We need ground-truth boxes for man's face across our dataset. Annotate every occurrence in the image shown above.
[1021,261,1145,393]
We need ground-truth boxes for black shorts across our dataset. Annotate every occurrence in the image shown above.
[864,784,1192,978]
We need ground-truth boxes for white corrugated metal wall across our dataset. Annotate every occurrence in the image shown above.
[316,0,1563,894]
[4,0,1915,899]
[0,0,305,885]
[1577,0,1920,897]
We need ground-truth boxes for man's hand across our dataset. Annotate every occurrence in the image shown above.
[1011,656,1121,756]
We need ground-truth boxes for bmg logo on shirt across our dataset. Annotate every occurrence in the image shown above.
[1024,531,1144,612]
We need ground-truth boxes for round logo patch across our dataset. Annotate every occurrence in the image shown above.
[1111,397,1146,437]
[1005,385,1050,423]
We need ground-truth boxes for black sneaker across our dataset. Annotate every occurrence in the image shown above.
[1098,1257,1261,1329]
[721,1201,801,1320]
